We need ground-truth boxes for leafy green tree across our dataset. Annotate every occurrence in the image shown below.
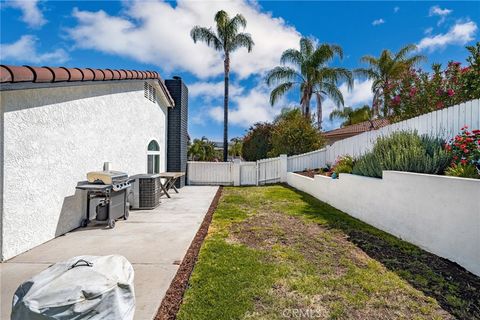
[266,37,353,129]
[191,10,254,161]
[269,109,325,156]
[241,122,274,161]
[188,137,217,161]
[356,44,425,117]
[329,105,372,127]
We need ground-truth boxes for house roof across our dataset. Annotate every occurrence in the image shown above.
[323,119,390,138]
[0,65,174,106]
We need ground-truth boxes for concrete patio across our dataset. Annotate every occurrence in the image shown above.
[0,185,219,320]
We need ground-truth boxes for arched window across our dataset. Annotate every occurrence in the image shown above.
[147,140,160,174]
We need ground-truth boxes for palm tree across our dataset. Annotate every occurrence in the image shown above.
[266,37,353,130]
[188,137,217,161]
[329,105,372,127]
[191,10,254,161]
[355,44,426,117]
[228,137,243,159]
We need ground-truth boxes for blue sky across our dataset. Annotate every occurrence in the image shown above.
[1,1,479,142]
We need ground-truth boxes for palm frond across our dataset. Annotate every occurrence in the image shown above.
[300,37,314,57]
[265,66,302,86]
[190,26,222,51]
[322,82,344,108]
[270,82,295,106]
[394,44,417,61]
[354,68,378,80]
[280,49,303,67]
[230,14,247,30]
[360,55,379,67]
[230,33,254,52]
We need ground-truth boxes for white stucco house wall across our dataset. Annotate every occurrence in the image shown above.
[0,65,177,260]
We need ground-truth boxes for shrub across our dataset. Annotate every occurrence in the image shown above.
[352,131,451,178]
[332,156,354,176]
[445,164,479,179]
[268,109,325,157]
[241,122,274,161]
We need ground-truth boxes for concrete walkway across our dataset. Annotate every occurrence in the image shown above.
[0,186,218,320]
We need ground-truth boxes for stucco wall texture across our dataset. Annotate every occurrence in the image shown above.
[287,171,480,276]
[1,81,168,260]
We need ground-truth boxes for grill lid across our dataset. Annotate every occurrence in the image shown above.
[87,171,128,185]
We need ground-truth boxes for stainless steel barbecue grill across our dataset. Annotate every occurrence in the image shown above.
[76,170,132,228]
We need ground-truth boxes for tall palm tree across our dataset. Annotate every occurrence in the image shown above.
[266,37,353,130]
[355,44,426,117]
[191,10,254,161]
[329,105,372,127]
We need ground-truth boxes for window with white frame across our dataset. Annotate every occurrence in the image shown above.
[147,140,160,174]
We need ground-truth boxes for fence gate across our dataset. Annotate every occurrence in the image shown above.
[240,162,257,185]
[257,157,282,185]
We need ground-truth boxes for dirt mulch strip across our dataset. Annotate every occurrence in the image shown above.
[154,186,223,320]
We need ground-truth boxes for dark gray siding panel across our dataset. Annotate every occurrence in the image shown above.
[165,77,188,188]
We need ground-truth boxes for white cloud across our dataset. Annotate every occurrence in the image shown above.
[394,6,400,13]
[372,18,385,26]
[7,0,46,28]
[0,35,69,64]
[429,5,452,17]
[321,79,373,130]
[67,0,301,79]
[417,21,477,52]
[189,81,244,101]
[424,27,433,35]
[429,5,452,25]
[208,83,288,127]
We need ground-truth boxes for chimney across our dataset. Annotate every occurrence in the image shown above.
[165,76,188,188]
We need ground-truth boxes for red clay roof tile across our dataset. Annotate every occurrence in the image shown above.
[66,68,83,81]
[0,66,13,82]
[103,69,114,80]
[2,66,34,82]
[323,119,390,137]
[45,67,69,82]
[0,64,175,106]
[111,69,121,80]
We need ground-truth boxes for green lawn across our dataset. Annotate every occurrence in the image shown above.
[177,185,479,320]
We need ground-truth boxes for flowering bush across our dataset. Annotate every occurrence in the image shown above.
[331,155,354,178]
[444,126,480,178]
[385,43,480,122]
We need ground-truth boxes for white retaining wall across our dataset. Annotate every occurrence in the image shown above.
[287,171,480,276]
[1,80,170,260]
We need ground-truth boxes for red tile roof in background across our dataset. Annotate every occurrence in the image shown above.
[323,119,390,137]
[0,65,174,105]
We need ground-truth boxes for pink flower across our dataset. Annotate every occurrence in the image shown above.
[436,101,444,109]
[393,95,401,104]
[409,88,417,97]
[447,89,455,97]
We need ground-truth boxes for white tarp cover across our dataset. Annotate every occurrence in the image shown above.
[11,255,135,320]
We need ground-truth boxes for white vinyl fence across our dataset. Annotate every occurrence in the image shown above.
[187,99,480,185]
[288,99,480,171]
